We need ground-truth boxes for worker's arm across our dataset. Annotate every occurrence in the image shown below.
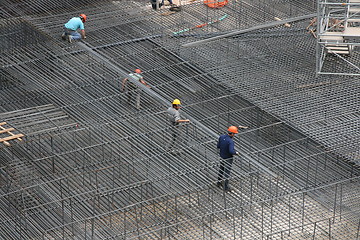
[80,29,86,39]
[177,119,190,123]
[140,78,151,88]
[217,137,220,149]
[228,141,238,156]
[121,78,128,92]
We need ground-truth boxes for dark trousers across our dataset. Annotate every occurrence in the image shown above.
[126,89,140,110]
[151,0,173,10]
[217,157,233,190]
[151,0,163,10]
[168,124,179,150]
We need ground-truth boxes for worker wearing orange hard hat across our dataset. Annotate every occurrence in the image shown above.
[216,126,240,192]
[62,14,87,43]
[121,69,150,110]
[166,99,190,153]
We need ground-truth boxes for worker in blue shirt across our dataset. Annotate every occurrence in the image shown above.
[217,126,239,192]
[62,14,87,43]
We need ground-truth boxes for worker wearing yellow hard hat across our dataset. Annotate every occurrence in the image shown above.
[172,99,181,105]
[167,99,190,125]
[166,99,190,153]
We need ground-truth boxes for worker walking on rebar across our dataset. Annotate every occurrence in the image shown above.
[121,69,150,110]
[62,14,87,43]
[217,126,239,192]
[166,99,190,152]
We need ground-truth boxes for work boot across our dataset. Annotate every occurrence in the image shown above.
[61,33,66,40]
[67,35,72,43]
[216,182,222,188]
[224,187,233,193]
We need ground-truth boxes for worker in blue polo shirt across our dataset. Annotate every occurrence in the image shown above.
[62,14,87,43]
[217,126,239,192]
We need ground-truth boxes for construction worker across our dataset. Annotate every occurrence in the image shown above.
[166,99,190,152]
[217,126,239,192]
[62,14,87,43]
[150,0,174,10]
[121,69,150,110]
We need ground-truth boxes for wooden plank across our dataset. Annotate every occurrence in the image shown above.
[343,27,360,36]
[320,35,344,41]
[319,31,344,42]
[0,134,24,142]
[347,19,360,23]
[0,122,7,126]
[349,8,360,13]
[327,50,350,54]
[0,128,15,134]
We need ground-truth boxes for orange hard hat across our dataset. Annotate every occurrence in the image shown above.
[80,14,87,22]
[135,69,142,73]
[227,126,238,134]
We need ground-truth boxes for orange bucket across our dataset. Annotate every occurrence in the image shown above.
[204,0,228,8]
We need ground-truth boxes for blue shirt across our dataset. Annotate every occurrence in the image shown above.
[217,134,236,159]
[64,17,84,31]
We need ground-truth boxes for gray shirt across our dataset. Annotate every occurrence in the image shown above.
[167,107,180,126]
[126,73,142,91]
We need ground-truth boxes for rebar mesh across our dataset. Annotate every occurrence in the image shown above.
[0,0,359,239]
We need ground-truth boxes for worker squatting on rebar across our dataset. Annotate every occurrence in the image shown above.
[121,69,151,110]
[62,14,87,43]
[166,99,190,153]
[217,126,240,193]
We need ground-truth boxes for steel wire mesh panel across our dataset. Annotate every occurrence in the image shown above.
[0,0,359,239]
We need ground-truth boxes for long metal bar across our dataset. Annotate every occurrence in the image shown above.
[182,13,318,48]
[77,41,276,177]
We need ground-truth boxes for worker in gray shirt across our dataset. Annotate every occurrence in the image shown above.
[166,99,190,151]
[121,69,150,109]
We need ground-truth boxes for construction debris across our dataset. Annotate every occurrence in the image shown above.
[274,17,291,27]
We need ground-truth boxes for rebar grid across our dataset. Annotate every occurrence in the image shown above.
[172,24,360,165]
[1,0,359,239]
[35,177,359,239]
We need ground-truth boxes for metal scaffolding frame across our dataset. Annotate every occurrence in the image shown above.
[317,0,360,75]
[1,0,359,239]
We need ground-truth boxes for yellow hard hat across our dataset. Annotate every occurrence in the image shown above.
[227,126,238,134]
[172,99,181,105]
